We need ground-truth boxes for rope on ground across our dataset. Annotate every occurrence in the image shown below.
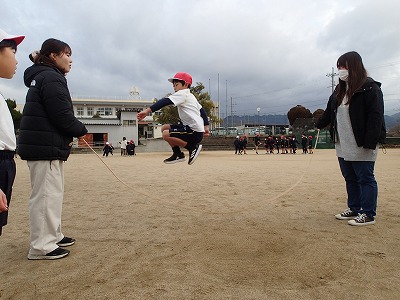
[82,138,137,190]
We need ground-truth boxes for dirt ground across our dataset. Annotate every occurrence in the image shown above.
[0,148,399,300]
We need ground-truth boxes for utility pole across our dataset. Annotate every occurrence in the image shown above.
[209,78,211,98]
[225,80,228,133]
[326,67,338,93]
[231,96,233,127]
[217,73,220,126]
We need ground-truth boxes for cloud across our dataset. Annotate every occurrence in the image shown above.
[1,0,399,116]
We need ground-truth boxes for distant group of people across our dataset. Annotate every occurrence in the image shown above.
[100,137,139,157]
[301,135,314,154]
[237,134,314,155]
[102,142,114,157]
[118,137,136,156]
[233,135,248,155]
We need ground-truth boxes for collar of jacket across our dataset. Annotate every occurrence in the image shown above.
[354,77,381,94]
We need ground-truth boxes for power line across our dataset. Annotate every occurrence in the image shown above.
[368,60,400,70]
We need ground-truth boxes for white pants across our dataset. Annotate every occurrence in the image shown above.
[28,160,65,255]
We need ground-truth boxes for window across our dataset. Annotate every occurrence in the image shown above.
[76,107,84,116]
[123,120,136,126]
[97,107,113,116]
[87,107,94,116]
[105,108,113,116]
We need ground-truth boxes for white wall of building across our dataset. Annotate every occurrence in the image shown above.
[72,98,153,147]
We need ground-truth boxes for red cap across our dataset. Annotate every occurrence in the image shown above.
[168,72,193,85]
[0,29,25,45]
[0,28,25,46]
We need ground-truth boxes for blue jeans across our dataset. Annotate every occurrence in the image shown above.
[338,157,378,218]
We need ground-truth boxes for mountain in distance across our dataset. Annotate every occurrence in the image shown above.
[223,114,289,127]
[384,112,400,130]
[223,113,400,131]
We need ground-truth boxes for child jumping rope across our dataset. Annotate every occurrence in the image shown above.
[137,72,209,165]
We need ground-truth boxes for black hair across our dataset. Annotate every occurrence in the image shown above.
[0,39,17,51]
[172,79,191,88]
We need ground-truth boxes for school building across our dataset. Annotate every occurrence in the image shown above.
[71,97,159,148]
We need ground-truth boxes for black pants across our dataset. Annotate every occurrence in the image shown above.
[0,151,16,236]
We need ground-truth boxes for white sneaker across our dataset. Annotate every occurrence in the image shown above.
[348,213,375,226]
[335,208,358,220]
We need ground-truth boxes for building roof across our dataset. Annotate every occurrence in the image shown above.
[72,98,153,107]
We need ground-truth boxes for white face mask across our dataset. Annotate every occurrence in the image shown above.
[338,69,349,82]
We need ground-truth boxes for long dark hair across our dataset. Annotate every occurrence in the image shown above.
[30,38,71,72]
[336,51,367,105]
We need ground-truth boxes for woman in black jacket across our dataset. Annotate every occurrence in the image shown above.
[18,38,87,260]
[316,51,385,226]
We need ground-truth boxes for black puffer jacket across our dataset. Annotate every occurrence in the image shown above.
[18,64,87,161]
[316,77,386,149]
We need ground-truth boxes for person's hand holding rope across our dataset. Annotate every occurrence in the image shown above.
[69,135,87,147]
[0,189,8,212]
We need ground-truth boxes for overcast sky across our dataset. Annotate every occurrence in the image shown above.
[2,0,399,116]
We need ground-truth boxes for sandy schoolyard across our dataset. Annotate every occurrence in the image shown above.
[0,148,399,300]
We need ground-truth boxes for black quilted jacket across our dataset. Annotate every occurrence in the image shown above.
[18,64,87,161]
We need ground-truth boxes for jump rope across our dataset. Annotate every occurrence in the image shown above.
[82,130,320,215]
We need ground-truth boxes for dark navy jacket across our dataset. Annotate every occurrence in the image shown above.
[316,77,386,149]
[18,64,87,161]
